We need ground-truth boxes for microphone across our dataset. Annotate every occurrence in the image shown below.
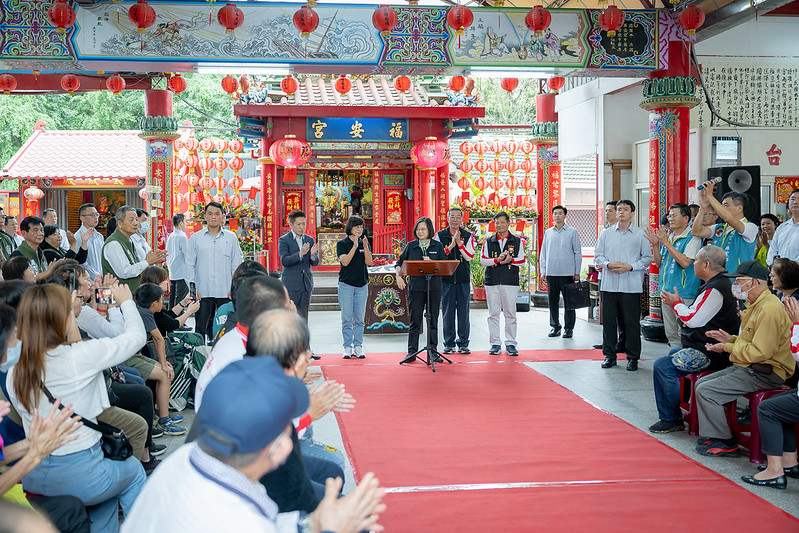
[697,176,722,190]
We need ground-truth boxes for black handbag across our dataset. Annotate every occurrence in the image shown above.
[43,386,133,462]
[563,281,591,310]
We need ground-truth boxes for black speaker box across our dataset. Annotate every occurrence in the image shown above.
[706,166,761,222]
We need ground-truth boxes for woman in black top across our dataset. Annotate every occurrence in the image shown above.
[337,216,373,359]
[41,224,88,265]
[395,217,446,356]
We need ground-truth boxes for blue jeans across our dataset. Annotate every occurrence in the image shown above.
[653,348,692,422]
[118,365,145,386]
[304,453,345,499]
[338,282,368,348]
[441,282,471,348]
[23,441,145,533]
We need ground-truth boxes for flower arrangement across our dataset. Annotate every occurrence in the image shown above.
[191,198,260,220]
[456,199,538,220]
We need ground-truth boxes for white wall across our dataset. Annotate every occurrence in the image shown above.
[603,83,649,161]
[697,18,799,61]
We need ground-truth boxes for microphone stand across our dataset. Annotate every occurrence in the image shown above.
[399,265,452,372]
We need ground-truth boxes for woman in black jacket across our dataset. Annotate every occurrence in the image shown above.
[395,217,446,357]
[41,224,88,265]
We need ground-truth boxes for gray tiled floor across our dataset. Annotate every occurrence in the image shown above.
[171,305,799,518]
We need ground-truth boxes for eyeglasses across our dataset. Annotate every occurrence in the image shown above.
[81,212,100,218]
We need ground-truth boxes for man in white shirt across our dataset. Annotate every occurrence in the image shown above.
[166,213,190,309]
[185,201,244,342]
[74,203,106,282]
[131,209,152,261]
[122,356,387,533]
[42,208,70,251]
[768,188,799,264]
[540,205,582,339]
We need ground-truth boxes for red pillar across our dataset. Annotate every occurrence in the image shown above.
[640,41,700,325]
[260,139,279,271]
[420,169,434,221]
[532,93,559,292]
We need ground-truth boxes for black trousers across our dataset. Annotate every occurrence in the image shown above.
[547,275,576,331]
[110,382,154,449]
[32,495,90,533]
[408,290,441,353]
[757,389,799,457]
[195,297,230,341]
[288,288,312,320]
[600,291,641,360]
[169,279,188,310]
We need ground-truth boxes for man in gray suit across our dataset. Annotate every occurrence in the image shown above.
[278,209,319,319]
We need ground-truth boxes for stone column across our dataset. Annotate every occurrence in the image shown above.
[139,90,179,251]
[639,75,700,337]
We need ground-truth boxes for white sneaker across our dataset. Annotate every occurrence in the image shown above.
[342,346,353,359]
[354,345,365,359]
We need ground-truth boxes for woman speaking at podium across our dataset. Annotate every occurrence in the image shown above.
[396,217,447,358]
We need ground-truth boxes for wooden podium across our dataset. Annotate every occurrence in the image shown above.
[398,259,459,372]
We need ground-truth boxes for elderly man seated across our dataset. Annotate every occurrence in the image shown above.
[122,355,386,533]
[649,246,740,434]
[694,261,796,457]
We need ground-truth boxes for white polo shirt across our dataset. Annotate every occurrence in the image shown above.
[194,327,247,410]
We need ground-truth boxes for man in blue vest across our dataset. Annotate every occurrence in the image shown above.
[646,203,702,347]
[691,180,758,272]
[435,207,475,354]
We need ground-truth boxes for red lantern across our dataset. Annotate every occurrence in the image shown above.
[410,137,452,170]
[172,174,183,189]
[520,140,535,155]
[447,5,473,47]
[598,5,625,38]
[473,140,489,157]
[199,138,215,153]
[525,6,551,36]
[490,159,504,175]
[506,176,519,190]
[199,176,215,191]
[504,140,518,154]
[394,75,411,93]
[506,196,516,208]
[474,160,489,176]
[48,0,76,35]
[106,74,126,95]
[372,5,398,37]
[334,75,352,95]
[293,6,319,38]
[24,186,45,201]
[229,195,243,209]
[547,76,565,93]
[521,176,536,190]
[679,5,705,37]
[167,73,187,94]
[520,161,535,177]
[501,78,519,93]
[217,3,244,35]
[505,160,519,175]
[269,135,312,181]
[217,176,228,190]
[0,74,17,95]
[229,174,244,191]
[476,196,488,208]
[229,139,244,153]
[523,196,535,209]
[199,157,214,172]
[459,160,473,173]
[281,75,298,97]
[186,171,201,188]
[221,75,239,97]
[449,76,466,92]
[173,157,185,171]
[459,141,473,156]
[214,158,228,172]
[185,154,199,170]
[474,177,488,190]
[128,1,156,34]
[458,176,471,191]
[60,73,80,95]
[490,177,504,191]
[214,139,229,153]
[490,140,503,155]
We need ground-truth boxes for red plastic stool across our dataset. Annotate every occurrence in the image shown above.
[727,389,787,464]
[679,370,717,435]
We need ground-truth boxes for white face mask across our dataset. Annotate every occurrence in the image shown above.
[0,339,21,373]
[139,222,150,234]
[731,279,752,301]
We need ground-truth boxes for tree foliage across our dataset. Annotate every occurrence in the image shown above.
[0,74,237,167]
[472,77,538,126]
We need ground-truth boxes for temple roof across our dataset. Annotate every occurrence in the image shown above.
[2,122,146,181]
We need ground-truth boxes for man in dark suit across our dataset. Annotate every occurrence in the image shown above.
[278,210,319,319]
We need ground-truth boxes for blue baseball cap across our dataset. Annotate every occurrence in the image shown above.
[196,356,309,456]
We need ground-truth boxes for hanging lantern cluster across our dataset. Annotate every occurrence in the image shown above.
[446,5,474,48]
[217,2,244,35]
[293,5,319,38]
[0,74,17,95]
[48,0,76,35]
[454,139,539,208]
[372,5,398,37]
[598,5,625,38]
[525,5,551,37]
[270,135,312,181]
[167,73,187,94]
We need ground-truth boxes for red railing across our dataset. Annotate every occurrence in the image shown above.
[373,226,405,256]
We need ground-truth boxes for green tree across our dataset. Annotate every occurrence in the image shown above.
[473,77,538,126]
[0,74,236,167]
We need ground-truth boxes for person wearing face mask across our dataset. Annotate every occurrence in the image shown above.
[131,209,152,261]
[693,260,796,458]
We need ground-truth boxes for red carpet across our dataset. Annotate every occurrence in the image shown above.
[319,348,624,365]
[323,361,799,531]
